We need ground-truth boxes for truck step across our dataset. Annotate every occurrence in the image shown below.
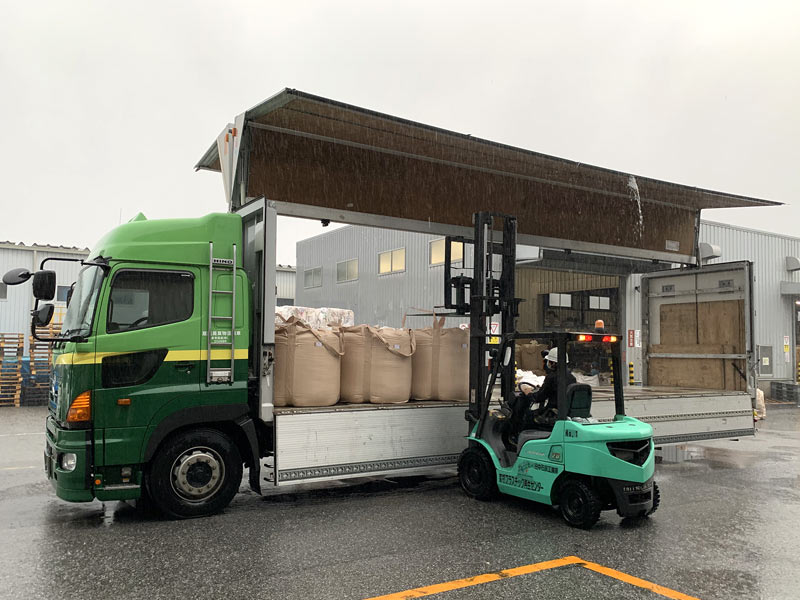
[208,368,232,383]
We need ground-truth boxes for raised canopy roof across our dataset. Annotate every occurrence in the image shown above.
[196,89,779,264]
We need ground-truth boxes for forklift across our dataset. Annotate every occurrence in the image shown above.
[444,212,659,529]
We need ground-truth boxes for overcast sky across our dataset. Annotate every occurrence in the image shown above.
[1,1,798,265]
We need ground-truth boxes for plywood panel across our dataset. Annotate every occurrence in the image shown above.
[698,300,745,352]
[648,354,724,389]
[659,304,698,345]
[648,344,746,391]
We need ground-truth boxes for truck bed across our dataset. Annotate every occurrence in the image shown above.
[266,385,753,487]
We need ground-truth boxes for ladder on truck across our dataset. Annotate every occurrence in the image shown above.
[207,241,237,384]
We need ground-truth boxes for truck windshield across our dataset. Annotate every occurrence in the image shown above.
[60,265,104,338]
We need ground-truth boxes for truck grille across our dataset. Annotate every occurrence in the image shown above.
[607,439,651,466]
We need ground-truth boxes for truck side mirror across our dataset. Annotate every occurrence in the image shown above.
[2,267,32,285]
[33,303,54,327]
[32,270,56,301]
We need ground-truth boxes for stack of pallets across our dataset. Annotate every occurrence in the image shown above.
[24,324,60,406]
[771,381,800,405]
[0,334,24,407]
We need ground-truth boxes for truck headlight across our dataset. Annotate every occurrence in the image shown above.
[60,453,77,472]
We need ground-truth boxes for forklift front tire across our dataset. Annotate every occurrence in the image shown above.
[558,479,602,529]
[458,447,498,501]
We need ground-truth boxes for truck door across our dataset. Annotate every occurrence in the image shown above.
[93,265,202,468]
[235,198,276,422]
[641,261,755,394]
[637,261,756,443]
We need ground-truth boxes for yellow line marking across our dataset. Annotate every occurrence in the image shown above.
[0,466,38,471]
[363,556,582,600]
[578,558,701,600]
[362,555,700,600]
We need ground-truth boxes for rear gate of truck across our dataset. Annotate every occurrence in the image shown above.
[638,261,756,443]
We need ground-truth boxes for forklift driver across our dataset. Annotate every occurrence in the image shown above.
[503,347,577,447]
[523,347,576,428]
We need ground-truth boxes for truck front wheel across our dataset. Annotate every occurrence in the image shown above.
[146,428,242,519]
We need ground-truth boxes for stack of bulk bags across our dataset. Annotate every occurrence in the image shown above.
[274,317,344,407]
[515,341,549,375]
[411,318,469,402]
[275,306,355,329]
[341,326,416,404]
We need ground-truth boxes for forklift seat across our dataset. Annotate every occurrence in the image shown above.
[565,383,592,418]
[516,429,552,447]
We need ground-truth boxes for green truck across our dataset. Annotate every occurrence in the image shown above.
[4,89,769,520]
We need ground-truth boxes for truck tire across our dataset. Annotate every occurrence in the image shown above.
[458,446,498,501]
[146,428,242,519]
[559,479,602,529]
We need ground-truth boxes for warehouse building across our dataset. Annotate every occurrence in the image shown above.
[275,264,297,306]
[0,241,90,354]
[296,221,800,393]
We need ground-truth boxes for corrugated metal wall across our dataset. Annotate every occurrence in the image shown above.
[0,246,88,355]
[701,221,800,382]
[275,268,295,302]
[296,226,468,328]
[298,221,800,384]
[623,273,643,374]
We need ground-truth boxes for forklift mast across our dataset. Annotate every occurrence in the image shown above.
[445,212,520,436]
[445,212,627,435]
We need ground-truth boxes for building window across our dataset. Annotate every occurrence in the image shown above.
[589,295,610,310]
[56,285,71,303]
[548,293,571,308]
[0,282,6,301]
[303,267,322,289]
[429,239,463,266]
[107,270,194,333]
[379,248,405,275]
[336,259,358,283]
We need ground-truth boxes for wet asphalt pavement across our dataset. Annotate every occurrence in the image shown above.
[1,405,799,600]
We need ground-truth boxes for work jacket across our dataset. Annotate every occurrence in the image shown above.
[531,369,577,410]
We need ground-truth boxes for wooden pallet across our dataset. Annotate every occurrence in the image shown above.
[0,334,24,407]
[26,324,61,405]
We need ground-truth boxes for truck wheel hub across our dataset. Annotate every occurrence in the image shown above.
[171,448,224,500]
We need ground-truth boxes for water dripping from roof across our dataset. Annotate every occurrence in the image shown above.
[627,175,644,243]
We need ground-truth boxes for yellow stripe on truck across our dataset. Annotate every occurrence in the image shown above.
[54,349,248,365]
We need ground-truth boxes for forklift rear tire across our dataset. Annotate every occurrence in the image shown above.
[146,428,243,519]
[458,447,498,501]
[647,481,661,515]
[559,479,602,529]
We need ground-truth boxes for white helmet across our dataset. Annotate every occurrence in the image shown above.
[545,347,568,364]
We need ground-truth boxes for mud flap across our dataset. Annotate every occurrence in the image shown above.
[236,416,262,494]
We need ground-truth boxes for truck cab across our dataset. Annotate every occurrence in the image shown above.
[44,212,259,516]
